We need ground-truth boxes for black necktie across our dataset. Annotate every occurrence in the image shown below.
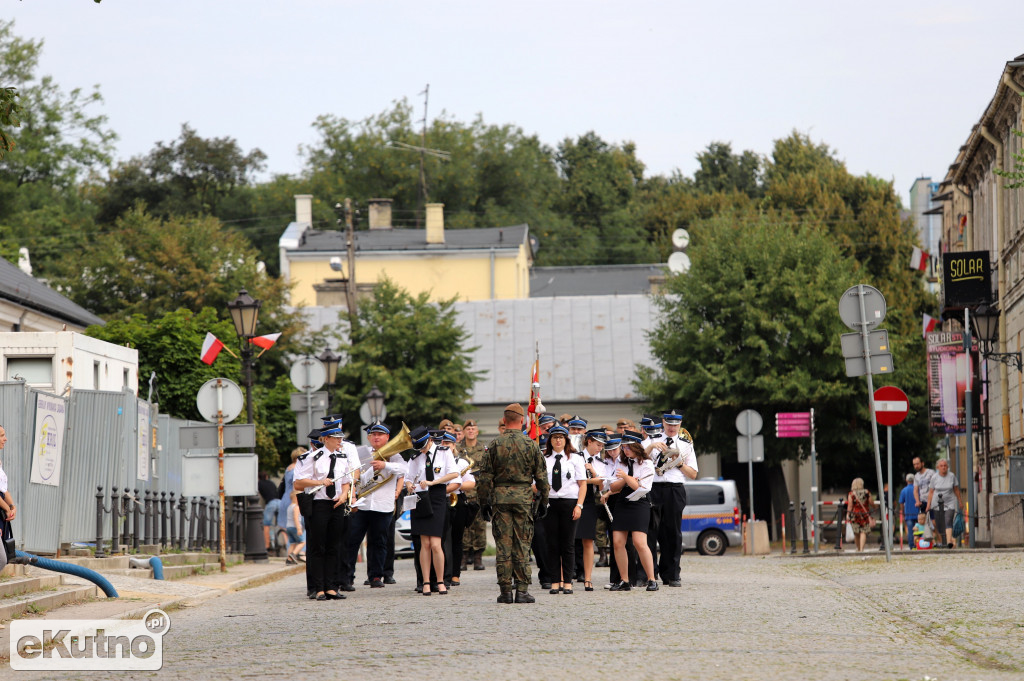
[425,452,435,482]
[325,454,337,499]
[586,457,593,478]
[628,460,634,477]
[658,438,674,468]
[552,454,562,491]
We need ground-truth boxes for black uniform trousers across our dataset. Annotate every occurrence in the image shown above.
[447,494,468,580]
[383,494,403,580]
[333,512,351,588]
[531,506,553,585]
[343,508,392,584]
[648,482,686,582]
[308,500,346,593]
[544,499,579,584]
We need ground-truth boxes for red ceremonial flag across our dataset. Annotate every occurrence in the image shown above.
[910,247,929,271]
[528,359,539,440]
[200,332,224,365]
[249,332,281,350]
[922,313,939,337]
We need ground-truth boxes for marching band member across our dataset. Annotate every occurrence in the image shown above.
[448,437,476,586]
[608,430,658,591]
[576,429,607,591]
[598,434,636,587]
[542,425,586,594]
[298,429,321,599]
[343,421,404,589]
[566,415,588,452]
[458,420,487,572]
[292,418,351,601]
[405,427,460,595]
[644,410,697,588]
[537,413,557,436]
[332,417,362,594]
[438,430,460,587]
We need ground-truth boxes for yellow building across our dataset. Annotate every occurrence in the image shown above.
[279,196,532,307]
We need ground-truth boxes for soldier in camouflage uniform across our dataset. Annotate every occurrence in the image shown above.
[457,420,488,570]
[476,403,549,604]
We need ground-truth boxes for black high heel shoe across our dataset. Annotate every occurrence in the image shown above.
[584,581,594,592]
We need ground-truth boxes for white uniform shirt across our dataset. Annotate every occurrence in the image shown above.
[453,454,475,495]
[545,451,586,500]
[615,457,655,497]
[353,454,405,513]
[406,444,460,492]
[0,462,7,494]
[645,432,698,483]
[294,445,355,501]
[594,454,620,493]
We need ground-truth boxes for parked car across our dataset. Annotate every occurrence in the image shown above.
[681,478,742,556]
[395,509,415,557]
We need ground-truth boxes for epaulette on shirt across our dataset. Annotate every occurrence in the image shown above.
[679,429,693,444]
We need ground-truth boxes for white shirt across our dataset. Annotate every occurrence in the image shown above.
[294,445,356,501]
[0,462,7,494]
[545,450,586,500]
[594,454,620,493]
[353,454,405,513]
[453,454,475,495]
[406,444,460,492]
[615,457,655,497]
[645,432,698,483]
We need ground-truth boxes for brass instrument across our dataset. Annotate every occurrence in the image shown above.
[654,447,682,476]
[448,462,474,506]
[355,470,396,500]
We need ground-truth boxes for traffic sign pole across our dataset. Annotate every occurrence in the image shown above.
[746,411,755,521]
[810,408,818,553]
[857,285,891,562]
[216,379,227,573]
[887,424,893,551]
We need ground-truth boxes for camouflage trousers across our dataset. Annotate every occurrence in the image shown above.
[462,487,487,552]
[595,514,609,549]
[491,503,535,588]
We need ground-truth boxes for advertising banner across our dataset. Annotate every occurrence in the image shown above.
[926,330,984,433]
[29,393,66,487]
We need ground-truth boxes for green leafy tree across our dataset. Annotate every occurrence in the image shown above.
[693,141,763,197]
[0,86,18,159]
[329,277,482,432]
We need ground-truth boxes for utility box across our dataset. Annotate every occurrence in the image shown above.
[1010,456,1024,493]
[991,493,1024,547]
[743,520,770,555]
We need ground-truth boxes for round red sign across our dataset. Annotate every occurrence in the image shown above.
[873,386,909,426]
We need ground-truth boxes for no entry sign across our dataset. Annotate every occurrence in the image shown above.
[873,386,909,427]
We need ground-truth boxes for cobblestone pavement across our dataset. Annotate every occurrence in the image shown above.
[6,551,1024,681]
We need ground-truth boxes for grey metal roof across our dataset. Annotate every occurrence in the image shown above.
[453,295,655,404]
[0,257,105,327]
[530,264,667,297]
[294,224,529,253]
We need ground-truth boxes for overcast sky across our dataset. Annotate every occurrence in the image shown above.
[10,1,1024,205]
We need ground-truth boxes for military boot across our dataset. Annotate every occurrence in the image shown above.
[496,588,514,604]
[514,589,535,603]
[460,554,469,571]
[473,551,485,570]
[596,548,609,567]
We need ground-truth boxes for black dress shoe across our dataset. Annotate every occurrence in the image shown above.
[370,578,384,588]
[339,584,356,592]
[541,582,552,590]
[363,579,371,586]
[414,584,422,593]
[326,591,346,600]
[307,590,316,599]
[609,581,631,592]
[646,580,659,591]
[549,587,561,595]
[316,593,328,601]
[666,579,682,587]
[384,577,396,584]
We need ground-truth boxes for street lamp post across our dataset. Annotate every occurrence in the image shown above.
[227,289,268,562]
[318,348,341,412]
[364,385,385,422]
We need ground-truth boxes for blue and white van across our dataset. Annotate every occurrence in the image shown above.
[680,479,742,556]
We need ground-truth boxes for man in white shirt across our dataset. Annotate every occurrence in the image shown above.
[643,410,698,588]
[343,421,404,589]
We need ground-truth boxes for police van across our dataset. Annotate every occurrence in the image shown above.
[680,478,742,556]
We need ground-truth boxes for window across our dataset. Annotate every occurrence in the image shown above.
[686,484,725,506]
[6,357,54,389]
[123,368,130,388]
[94,361,101,389]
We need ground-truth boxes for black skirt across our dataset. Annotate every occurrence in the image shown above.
[410,485,447,537]
[576,499,597,539]
[612,496,651,533]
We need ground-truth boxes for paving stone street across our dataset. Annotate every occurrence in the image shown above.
[6,549,1023,681]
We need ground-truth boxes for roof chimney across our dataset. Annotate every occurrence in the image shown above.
[295,194,313,224]
[368,198,393,230]
[425,203,445,244]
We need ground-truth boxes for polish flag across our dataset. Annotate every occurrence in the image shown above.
[922,314,940,337]
[910,247,929,271]
[200,333,224,365]
[249,332,281,350]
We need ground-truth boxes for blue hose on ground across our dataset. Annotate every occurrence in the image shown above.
[15,550,119,598]
[149,556,164,580]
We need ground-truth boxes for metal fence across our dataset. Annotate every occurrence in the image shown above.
[0,381,229,555]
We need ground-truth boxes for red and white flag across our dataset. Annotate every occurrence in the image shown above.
[922,313,939,337]
[200,332,224,365]
[249,332,281,350]
[910,247,929,271]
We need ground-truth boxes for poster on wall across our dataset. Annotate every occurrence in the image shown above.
[29,394,66,487]
[926,330,984,434]
[137,401,150,482]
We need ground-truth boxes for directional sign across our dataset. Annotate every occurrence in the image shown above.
[196,378,244,424]
[873,386,909,427]
[840,330,889,357]
[737,435,764,463]
[180,424,256,449]
[776,412,811,438]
